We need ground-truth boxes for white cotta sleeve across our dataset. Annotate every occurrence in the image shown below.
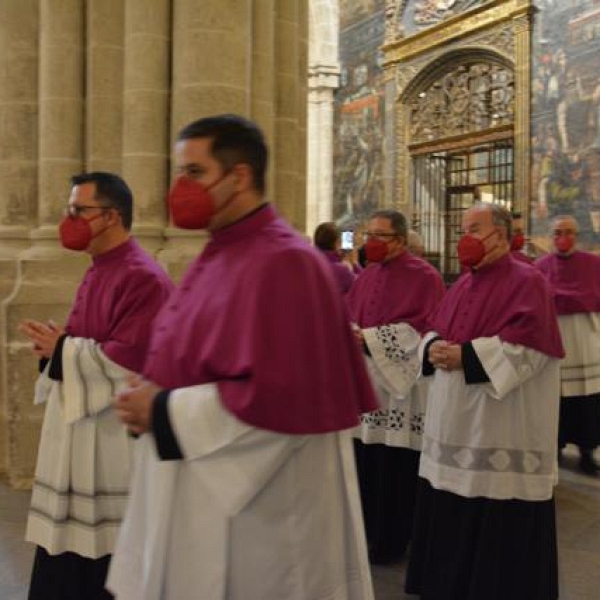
[471,336,551,400]
[34,361,53,405]
[362,322,421,397]
[167,383,307,516]
[61,336,132,424]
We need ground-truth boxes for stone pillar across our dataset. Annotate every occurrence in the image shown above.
[0,0,39,246]
[122,0,171,254]
[273,1,308,232]
[307,65,339,236]
[306,0,340,235]
[0,0,39,481]
[86,0,125,173]
[251,0,276,190]
[2,1,90,488]
[161,0,254,278]
[32,0,85,250]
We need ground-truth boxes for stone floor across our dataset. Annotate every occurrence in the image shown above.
[1,446,599,599]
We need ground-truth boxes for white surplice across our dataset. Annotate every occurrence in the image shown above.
[26,337,134,558]
[419,334,561,501]
[107,384,374,600]
[557,312,600,397]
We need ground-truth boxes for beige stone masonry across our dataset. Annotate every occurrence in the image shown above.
[0,0,309,486]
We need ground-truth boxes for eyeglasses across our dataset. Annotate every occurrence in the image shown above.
[65,204,112,217]
[363,232,398,242]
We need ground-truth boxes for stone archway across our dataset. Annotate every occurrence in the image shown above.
[307,0,340,237]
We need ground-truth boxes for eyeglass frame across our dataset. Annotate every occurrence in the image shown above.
[363,232,399,243]
[65,203,115,218]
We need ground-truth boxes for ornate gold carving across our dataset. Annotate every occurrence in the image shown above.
[385,1,408,43]
[412,0,489,29]
[383,0,531,64]
[409,63,514,144]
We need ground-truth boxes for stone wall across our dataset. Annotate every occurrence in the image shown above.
[0,0,308,488]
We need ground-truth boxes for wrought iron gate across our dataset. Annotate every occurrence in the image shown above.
[412,138,514,282]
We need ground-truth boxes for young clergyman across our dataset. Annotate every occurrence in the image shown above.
[107,114,378,600]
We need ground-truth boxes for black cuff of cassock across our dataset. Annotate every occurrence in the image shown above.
[422,336,442,376]
[462,342,491,384]
[48,334,68,381]
[152,389,184,460]
[362,339,371,357]
[38,358,49,374]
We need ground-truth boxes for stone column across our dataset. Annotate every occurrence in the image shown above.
[86,0,125,173]
[0,0,39,247]
[2,1,90,488]
[306,0,340,235]
[250,0,276,200]
[32,0,85,250]
[161,0,253,279]
[273,0,308,232]
[307,65,339,236]
[0,0,39,481]
[122,0,171,254]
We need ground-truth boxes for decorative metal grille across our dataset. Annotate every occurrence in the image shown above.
[409,63,514,145]
[412,139,514,282]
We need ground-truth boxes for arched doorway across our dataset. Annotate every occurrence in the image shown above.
[382,0,533,280]
[406,56,515,279]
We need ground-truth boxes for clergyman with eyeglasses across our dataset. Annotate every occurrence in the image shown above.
[18,172,174,600]
[346,209,445,565]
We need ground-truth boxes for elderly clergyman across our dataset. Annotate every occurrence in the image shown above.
[536,215,600,475]
[406,202,564,600]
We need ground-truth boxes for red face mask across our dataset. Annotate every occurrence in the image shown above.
[59,213,106,251]
[168,174,232,230]
[554,235,574,254]
[365,238,390,263]
[457,230,496,268]
[510,233,525,251]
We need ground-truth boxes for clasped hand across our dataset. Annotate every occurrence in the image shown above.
[18,319,64,359]
[114,374,162,435]
[428,340,462,371]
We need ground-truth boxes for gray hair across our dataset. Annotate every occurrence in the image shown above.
[471,202,512,240]
[550,214,579,234]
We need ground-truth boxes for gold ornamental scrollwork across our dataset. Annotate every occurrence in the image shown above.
[409,62,514,144]
[383,0,531,66]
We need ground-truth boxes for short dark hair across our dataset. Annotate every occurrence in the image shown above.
[71,171,133,230]
[313,222,340,251]
[177,114,268,194]
[369,209,408,239]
